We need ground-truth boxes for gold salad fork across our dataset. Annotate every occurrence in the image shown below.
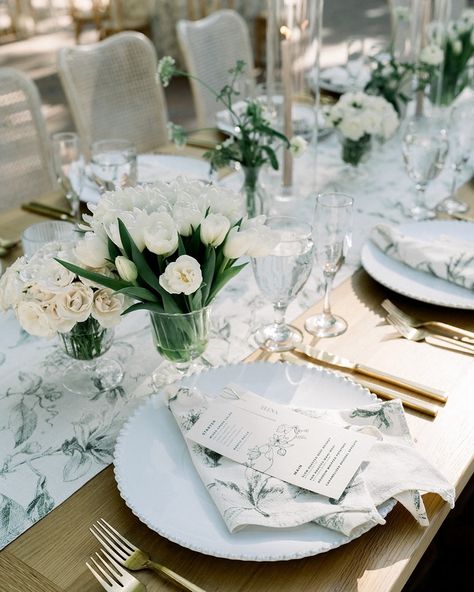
[86,550,146,591]
[91,519,207,592]
[386,314,474,354]
[381,299,474,344]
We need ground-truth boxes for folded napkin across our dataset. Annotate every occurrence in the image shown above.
[371,223,474,290]
[168,387,454,537]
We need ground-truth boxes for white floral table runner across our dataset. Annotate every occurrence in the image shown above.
[0,132,463,549]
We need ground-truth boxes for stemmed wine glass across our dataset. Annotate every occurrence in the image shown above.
[251,217,314,352]
[51,132,84,221]
[436,101,474,215]
[304,193,354,338]
[346,37,365,89]
[402,117,449,221]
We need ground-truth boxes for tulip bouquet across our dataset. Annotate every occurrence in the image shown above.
[57,179,277,365]
[0,241,127,359]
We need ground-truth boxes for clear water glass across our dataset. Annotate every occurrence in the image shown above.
[305,193,354,338]
[51,132,83,220]
[436,101,474,215]
[21,220,76,258]
[402,118,448,221]
[90,139,137,190]
[252,217,313,352]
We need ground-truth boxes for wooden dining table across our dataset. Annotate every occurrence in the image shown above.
[1,179,474,592]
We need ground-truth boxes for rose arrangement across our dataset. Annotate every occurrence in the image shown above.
[157,58,307,216]
[57,179,278,318]
[0,241,127,358]
[325,92,399,166]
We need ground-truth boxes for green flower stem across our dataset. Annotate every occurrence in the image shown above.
[60,318,108,360]
[341,135,371,167]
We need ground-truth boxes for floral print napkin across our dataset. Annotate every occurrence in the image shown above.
[371,223,474,290]
[167,386,454,536]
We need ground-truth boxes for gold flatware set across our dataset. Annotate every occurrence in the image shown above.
[87,519,206,592]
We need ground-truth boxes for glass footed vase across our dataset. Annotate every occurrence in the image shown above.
[150,307,210,389]
[59,317,124,395]
[240,166,269,218]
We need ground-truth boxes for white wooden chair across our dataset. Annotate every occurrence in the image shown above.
[0,68,56,212]
[57,31,168,159]
[177,9,255,127]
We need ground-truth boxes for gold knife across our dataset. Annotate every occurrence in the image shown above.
[281,354,438,417]
[293,345,447,403]
[22,202,75,222]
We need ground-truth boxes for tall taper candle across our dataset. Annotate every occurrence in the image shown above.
[281,25,293,188]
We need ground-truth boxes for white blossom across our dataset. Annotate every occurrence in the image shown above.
[91,288,127,328]
[55,283,94,323]
[420,44,444,66]
[115,256,138,282]
[143,212,178,256]
[289,136,308,157]
[74,232,109,269]
[200,213,231,247]
[159,255,202,295]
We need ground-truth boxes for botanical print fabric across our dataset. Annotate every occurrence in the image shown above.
[167,387,454,535]
[0,131,462,549]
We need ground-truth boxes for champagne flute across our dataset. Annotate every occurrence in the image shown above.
[51,132,83,221]
[346,37,365,89]
[304,193,353,338]
[402,117,448,221]
[251,217,314,352]
[436,101,474,215]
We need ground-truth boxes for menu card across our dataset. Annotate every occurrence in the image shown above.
[186,385,375,499]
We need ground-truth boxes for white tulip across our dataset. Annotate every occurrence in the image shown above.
[223,228,255,259]
[200,213,231,247]
[17,301,55,338]
[144,212,179,256]
[55,283,94,323]
[92,288,126,328]
[115,256,138,282]
[289,136,308,158]
[420,44,444,66]
[74,233,109,269]
[452,39,462,55]
[159,255,202,295]
[107,209,149,252]
[173,205,204,237]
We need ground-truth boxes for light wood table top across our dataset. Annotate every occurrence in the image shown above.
[1,182,474,592]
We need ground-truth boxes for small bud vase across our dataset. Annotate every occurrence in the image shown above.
[59,317,124,395]
[240,166,269,218]
[340,134,372,167]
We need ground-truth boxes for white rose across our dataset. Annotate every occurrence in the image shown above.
[339,117,365,141]
[173,205,204,237]
[39,260,75,288]
[44,301,76,333]
[16,301,55,338]
[24,283,57,303]
[223,227,255,259]
[159,255,202,295]
[115,256,138,282]
[92,288,126,328]
[0,259,26,311]
[74,233,109,269]
[289,136,308,158]
[55,283,94,322]
[143,212,178,256]
[200,213,231,247]
[420,44,444,66]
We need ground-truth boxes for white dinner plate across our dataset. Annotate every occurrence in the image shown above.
[114,361,395,561]
[80,154,213,204]
[317,65,371,94]
[361,220,474,310]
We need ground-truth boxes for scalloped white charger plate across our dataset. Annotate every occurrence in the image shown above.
[114,361,395,561]
[361,220,474,310]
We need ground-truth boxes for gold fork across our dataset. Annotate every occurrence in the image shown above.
[91,519,207,592]
[86,550,146,591]
[381,299,474,344]
[386,315,474,354]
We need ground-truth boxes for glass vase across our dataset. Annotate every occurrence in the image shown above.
[150,307,211,388]
[59,317,124,395]
[240,166,268,218]
[340,134,372,167]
